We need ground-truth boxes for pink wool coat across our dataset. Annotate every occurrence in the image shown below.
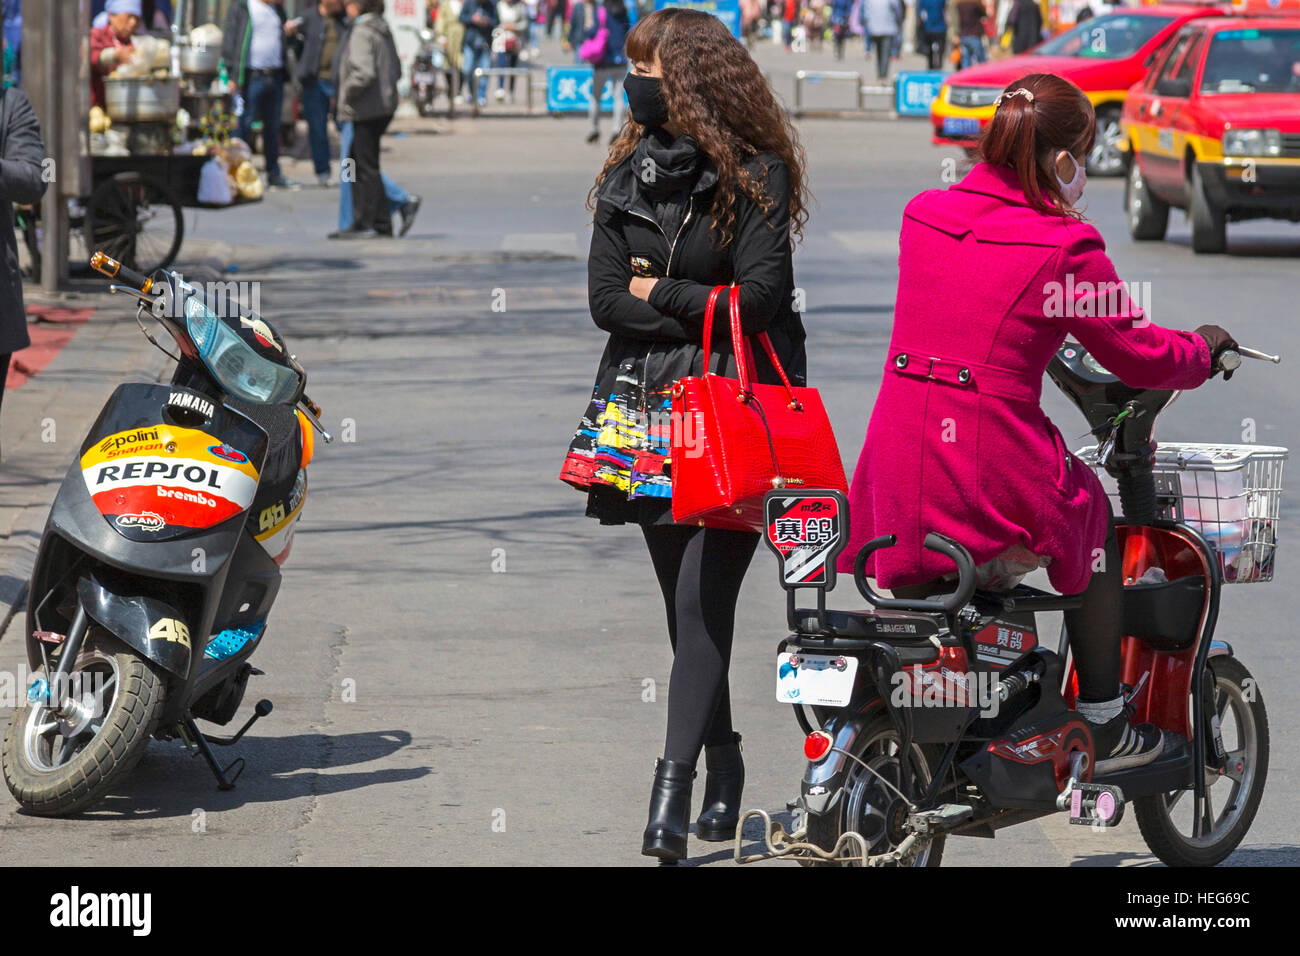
[838,162,1212,596]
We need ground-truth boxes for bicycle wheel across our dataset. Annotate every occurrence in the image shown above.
[84,172,184,274]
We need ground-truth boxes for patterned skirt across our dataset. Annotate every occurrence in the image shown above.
[559,356,676,524]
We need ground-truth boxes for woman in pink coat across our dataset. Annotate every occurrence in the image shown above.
[838,73,1238,772]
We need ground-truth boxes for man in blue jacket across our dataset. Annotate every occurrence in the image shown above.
[917,0,947,69]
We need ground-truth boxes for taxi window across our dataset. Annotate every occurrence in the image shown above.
[1153,34,1196,97]
[1035,13,1176,59]
[1201,29,1300,94]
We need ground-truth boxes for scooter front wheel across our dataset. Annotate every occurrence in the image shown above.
[3,632,167,816]
[803,715,947,867]
[1134,655,1268,866]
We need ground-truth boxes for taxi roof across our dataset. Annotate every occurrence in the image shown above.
[1199,16,1300,29]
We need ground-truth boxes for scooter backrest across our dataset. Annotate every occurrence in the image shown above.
[763,490,850,592]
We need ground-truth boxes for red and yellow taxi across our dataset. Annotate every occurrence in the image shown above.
[1121,7,1300,252]
[931,5,1224,175]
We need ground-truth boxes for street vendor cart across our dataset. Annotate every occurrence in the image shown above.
[19,2,263,283]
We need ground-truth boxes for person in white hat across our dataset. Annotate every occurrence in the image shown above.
[89,0,142,111]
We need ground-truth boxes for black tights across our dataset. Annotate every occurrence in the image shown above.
[642,524,760,767]
[1064,515,1123,703]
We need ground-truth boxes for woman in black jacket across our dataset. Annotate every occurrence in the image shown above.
[559,7,810,863]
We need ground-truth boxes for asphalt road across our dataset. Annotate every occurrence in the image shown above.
[0,44,1297,866]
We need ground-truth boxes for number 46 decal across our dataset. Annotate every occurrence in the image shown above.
[259,502,287,531]
[149,617,191,650]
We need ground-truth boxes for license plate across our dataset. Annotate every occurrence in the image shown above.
[413,71,435,84]
[943,117,980,137]
[776,652,858,707]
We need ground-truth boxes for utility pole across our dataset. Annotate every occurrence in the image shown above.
[23,0,90,294]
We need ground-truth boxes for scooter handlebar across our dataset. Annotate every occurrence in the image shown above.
[853,532,977,616]
[90,252,153,294]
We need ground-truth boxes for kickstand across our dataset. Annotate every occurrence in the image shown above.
[182,715,243,790]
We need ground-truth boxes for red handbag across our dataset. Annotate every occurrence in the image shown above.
[669,285,848,531]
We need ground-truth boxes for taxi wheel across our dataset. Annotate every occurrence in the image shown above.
[1126,160,1169,241]
[1086,108,1125,178]
[1189,164,1227,255]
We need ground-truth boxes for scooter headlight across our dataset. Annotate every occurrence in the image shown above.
[184,296,300,404]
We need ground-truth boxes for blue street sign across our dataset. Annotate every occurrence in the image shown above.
[652,0,742,39]
[894,70,946,117]
[547,66,629,114]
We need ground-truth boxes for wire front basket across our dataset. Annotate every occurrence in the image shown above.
[1078,442,1288,584]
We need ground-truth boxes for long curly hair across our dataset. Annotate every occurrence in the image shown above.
[588,8,809,247]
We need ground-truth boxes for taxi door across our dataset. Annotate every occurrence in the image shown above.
[1132,29,1209,204]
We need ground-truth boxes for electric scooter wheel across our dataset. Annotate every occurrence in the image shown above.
[2,632,167,816]
[803,715,948,867]
[1134,655,1269,866]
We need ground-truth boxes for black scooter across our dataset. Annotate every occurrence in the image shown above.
[1,253,331,816]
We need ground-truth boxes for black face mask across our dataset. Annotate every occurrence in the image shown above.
[624,73,670,130]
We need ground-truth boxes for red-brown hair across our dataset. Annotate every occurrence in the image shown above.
[977,73,1096,220]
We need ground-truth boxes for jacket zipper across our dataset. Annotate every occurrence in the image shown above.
[626,197,694,447]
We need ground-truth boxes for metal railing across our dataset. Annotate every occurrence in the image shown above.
[470,68,536,116]
[792,70,899,117]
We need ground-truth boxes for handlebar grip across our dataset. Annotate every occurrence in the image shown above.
[90,252,153,293]
[853,532,978,615]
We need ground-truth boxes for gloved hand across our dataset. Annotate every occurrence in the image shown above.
[1195,325,1239,380]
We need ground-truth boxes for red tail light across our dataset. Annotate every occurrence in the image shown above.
[804,731,833,762]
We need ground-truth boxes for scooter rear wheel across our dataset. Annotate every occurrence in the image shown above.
[2,632,167,816]
[1134,655,1268,866]
[803,715,947,867]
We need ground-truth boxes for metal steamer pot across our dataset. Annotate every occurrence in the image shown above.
[104,77,182,123]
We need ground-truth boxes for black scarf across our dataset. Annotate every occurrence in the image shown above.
[632,128,704,200]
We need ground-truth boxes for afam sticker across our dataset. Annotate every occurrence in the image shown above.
[114,511,166,532]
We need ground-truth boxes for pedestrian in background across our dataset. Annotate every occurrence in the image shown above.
[0,81,45,457]
[916,0,947,68]
[331,2,421,239]
[334,0,400,238]
[546,0,569,40]
[863,0,904,80]
[830,0,854,60]
[223,0,300,189]
[460,0,498,107]
[1006,0,1042,54]
[951,0,987,67]
[560,8,811,863]
[492,0,528,102]
[579,0,629,144]
[296,0,347,187]
[435,0,465,101]
[781,0,797,51]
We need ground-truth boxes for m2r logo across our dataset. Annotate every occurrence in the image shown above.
[114,511,166,532]
[149,617,191,650]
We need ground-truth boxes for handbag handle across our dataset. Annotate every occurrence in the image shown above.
[701,285,802,410]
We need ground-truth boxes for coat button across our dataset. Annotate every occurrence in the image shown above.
[894,354,908,369]
[957,368,971,384]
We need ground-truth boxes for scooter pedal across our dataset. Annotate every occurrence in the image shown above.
[912,804,974,832]
[1066,783,1125,828]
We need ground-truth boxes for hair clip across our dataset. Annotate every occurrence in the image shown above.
[995,88,1035,107]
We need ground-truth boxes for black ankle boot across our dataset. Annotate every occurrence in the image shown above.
[642,758,695,862]
[696,733,744,842]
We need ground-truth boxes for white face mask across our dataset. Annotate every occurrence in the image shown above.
[1057,151,1087,206]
